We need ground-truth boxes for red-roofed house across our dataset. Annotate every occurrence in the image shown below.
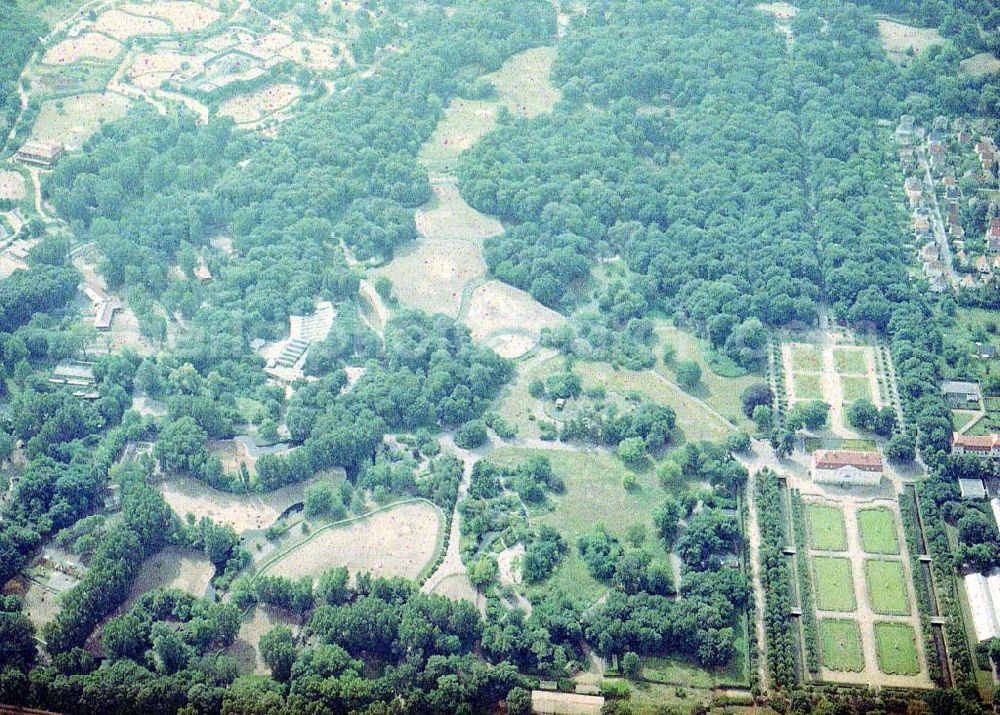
[811,450,884,487]
[953,433,1000,458]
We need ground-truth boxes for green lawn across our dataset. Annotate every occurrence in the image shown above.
[803,437,878,453]
[857,507,900,555]
[841,375,873,403]
[793,373,824,400]
[791,344,822,372]
[575,360,735,444]
[488,447,670,604]
[834,348,868,375]
[864,559,911,616]
[813,557,856,612]
[807,504,848,551]
[874,622,920,675]
[654,322,760,428]
[820,618,865,672]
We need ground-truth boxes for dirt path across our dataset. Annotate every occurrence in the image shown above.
[28,167,46,220]
[745,467,770,691]
[420,435,478,594]
[821,343,850,437]
[497,543,532,613]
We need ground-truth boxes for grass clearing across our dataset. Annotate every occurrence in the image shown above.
[833,348,867,374]
[803,436,878,453]
[227,605,297,675]
[857,507,900,555]
[258,500,444,581]
[874,622,920,675]
[655,323,759,427]
[489,447,669,604]
[813,556,856,612]
[791,344,822,372]
[841,375,873,403]
[415,181,503,241]
[486,46,561,117]
[864,559,911,616]
[807,504,848,551]
[376,239,485,319]
[30,93,130,150]
[574,360,735,444]
[820,618,865,672]
[418,99,497,173]
[961,52,1000,77]
[792,372,823,400]
[877,18,945,63]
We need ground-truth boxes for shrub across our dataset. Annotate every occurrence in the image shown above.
[454,420,488,449]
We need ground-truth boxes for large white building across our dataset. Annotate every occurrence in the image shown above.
[811,449,884,487]
[953,432,1000,458]
[965,571,1000,641]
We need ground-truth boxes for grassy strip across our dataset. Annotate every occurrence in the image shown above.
[790,490,819,674]
[898,490,942,684]
[756,469,797,689]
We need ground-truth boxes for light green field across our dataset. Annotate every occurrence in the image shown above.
[841,375,873,403]
[792,373,823,400]
[655,323,759,428]
[29,92,129,149]
[807,504,848,552]
[575,361,734,444]
[834,348,867,375]
[874,622,920,675]
[791,344,822,372]
[865,559,911,616]
[858,507,900,555]
[820,618,865,672]
[489,447,669,604]
[803,437,878,453]
[813,557,856,612]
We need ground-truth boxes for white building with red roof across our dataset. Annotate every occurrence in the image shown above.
[952,432,1000,458]
[810,449,883,487]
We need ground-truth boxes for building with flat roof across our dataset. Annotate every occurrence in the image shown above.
[811,449,883,487]
[965,571,1000,641]
[942,380,982,407]
[959,477,988,500]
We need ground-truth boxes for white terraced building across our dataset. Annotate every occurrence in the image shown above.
[965,571,1000,641]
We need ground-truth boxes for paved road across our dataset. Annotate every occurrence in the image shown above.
[917,146,956,286]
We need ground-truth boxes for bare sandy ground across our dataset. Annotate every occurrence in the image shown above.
[376,240,485,318]
[93,9,171,40]
[463,280,564,342]
[0,171,26,201]
[261,501,442,581]
[120,1,222,32]
[43,33,122,64]
[123,546,213,610]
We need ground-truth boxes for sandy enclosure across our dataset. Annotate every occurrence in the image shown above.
[261,501,443,581]
[0,171,26,201]
[226,605,297,675]
[218,83,301,123]
[128,49,211,90]
[415,182,503,241]
[93,9,171,40]
[42,33,123,64]
[121,1,222,32]
[486,46,561,118]
[157,473,335,532]
[376,239,485,318]
[463,279,564,342]
[123,546,213,609]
